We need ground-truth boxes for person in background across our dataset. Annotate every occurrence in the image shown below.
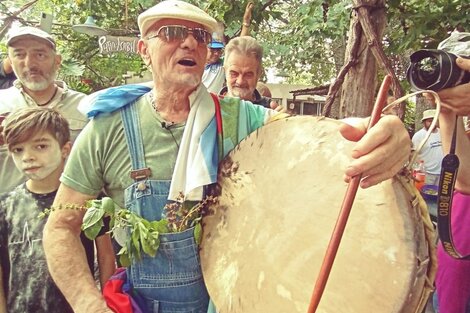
[256,81,272,98]
[257,81,280,108]
[0,57,16,90]
[220,36,279,109]
[434,57,470,313]
[202,2,254,94]
[240,1,254,36]
[42,1,411,313]
[202,31,226,93]
[411,109,443,186]
[0,107,115,313]
[0,26,87,194]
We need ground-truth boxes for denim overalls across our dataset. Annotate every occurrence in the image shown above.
[120,102,210,313]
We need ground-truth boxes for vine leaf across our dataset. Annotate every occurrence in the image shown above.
[82,200,106,240]
[84,219,104,240]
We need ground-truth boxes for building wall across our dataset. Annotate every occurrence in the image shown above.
[264,83,325,107]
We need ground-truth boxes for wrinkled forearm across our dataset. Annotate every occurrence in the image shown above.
[43,221,110,313]
[43,183,110,313]
[439,113,470,193]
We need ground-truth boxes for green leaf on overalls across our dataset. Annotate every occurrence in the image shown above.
[131,227,142,260]
[151,219,170,234]
[117,246,131,267]
[194,222,202,245]
[142,232,160,257]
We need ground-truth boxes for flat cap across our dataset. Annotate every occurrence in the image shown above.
[138,0,217,37]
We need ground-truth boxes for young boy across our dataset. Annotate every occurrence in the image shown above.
[0,107,115,312]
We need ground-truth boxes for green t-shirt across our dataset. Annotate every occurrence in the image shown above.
[61,93,183,207]
[61,91,274,207]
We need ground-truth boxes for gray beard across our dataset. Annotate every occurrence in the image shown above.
[14,67,58,92]
[21,79,51,91]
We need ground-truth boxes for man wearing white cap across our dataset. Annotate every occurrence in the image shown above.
[411,109,444,184]
[43,1,411,312]
[0,26,87,194]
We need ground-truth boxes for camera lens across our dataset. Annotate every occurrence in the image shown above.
[415,57,439,84]
[407,49,470,91]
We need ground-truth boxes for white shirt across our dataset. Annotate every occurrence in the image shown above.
[412,127,444,175]
[202,62,225,94]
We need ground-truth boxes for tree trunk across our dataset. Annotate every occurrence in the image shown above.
[329,35,347,119]
[340,0,387,118]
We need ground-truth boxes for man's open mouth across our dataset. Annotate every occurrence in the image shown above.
[178,59,196,66]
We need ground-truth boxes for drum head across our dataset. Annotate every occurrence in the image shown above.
[200,116,428,313]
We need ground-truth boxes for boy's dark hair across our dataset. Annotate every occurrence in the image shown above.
[2,107,70,150]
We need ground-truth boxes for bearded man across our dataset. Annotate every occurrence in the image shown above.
[0,26,87,194]
[220,36,277,109]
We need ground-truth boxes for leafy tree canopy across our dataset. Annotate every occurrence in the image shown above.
[1,0,469,93]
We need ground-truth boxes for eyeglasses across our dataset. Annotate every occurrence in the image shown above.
[146,25,212,45]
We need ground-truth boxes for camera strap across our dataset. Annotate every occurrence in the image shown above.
[437,116,470,259]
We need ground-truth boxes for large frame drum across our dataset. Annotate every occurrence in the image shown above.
[201,116,435,313]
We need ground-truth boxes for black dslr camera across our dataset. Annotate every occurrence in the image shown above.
[406,49,470,91]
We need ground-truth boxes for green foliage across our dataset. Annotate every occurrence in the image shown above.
[2,0,469,94]
[40,195,217,267]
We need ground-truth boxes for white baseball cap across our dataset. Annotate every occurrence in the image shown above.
[138,0,217,37]
[6,26,56,50]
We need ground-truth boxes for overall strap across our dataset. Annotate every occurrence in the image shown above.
[204,93,224,198]
[120,100,152,181]
[210,93,223,160]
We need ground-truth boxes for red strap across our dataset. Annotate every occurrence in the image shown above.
[210,93,223,137]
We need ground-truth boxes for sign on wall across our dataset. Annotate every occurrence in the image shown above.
[98,36,138,54]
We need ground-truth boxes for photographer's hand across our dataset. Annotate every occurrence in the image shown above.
[436,58,470,115]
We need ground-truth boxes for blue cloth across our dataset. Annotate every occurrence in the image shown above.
[86,85,151,118]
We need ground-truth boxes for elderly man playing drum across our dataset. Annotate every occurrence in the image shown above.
[43,1,410,312]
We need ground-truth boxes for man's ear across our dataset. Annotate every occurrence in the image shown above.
[61,141,72,159]
[138,39,151,66]
[55,53,62,68]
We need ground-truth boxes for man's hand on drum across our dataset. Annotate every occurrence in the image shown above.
[339,115,411,188]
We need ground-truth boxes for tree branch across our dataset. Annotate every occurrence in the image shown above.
[0,0,40,40]
[356,5,405,118]
[260,0,277,12]
[322,16,362,117]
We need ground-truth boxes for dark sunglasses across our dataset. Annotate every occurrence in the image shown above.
[147,25,212,44]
